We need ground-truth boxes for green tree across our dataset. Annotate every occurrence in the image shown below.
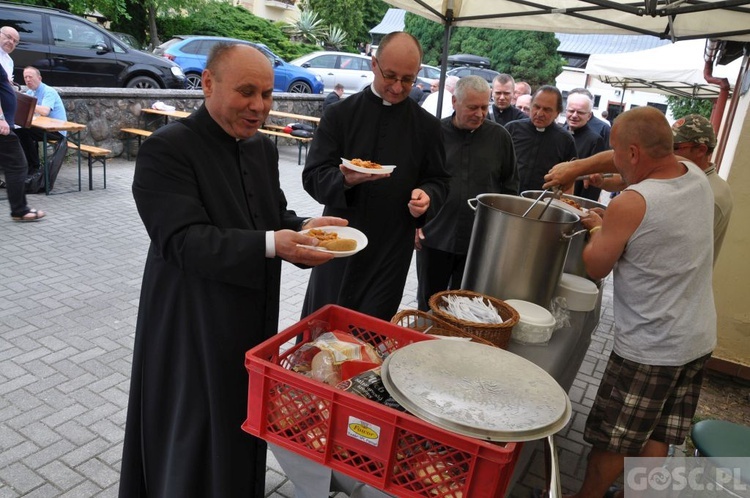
[108,0,148,47]
[406,13,564,88]
[667,96,714,119]
[301,0,387,51]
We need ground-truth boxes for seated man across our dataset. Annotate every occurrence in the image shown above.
[14,66,67,174]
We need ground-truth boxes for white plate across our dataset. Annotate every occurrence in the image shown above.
[341,158,396,175]
[551,198,589,217]
[298,226,368,257]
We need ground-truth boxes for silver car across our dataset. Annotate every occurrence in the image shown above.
[290,51,374,95]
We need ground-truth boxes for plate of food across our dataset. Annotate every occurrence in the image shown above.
[298,226,368,257]
[341,157,396,175]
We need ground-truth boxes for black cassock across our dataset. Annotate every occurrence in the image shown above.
[301,86,450,320]
[119,106,304,497]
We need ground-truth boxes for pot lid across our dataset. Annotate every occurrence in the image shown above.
[381,340,571,442]
[558,273,599,294]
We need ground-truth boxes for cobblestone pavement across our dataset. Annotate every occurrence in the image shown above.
[0,146,617,497]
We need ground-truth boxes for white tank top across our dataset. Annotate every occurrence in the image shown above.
[613,161,716,366]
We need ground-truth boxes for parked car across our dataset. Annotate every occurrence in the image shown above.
[0,2,186,89]
[447,66,500,84]
[418,64,441,80]
[290,51,373,95]
[155,35,324,93]
[112,32,143,51]
[447,54,492,69]
[416,64,441,94]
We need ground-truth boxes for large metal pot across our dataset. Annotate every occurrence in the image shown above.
[461,194,583,308]
[521,191,606,279]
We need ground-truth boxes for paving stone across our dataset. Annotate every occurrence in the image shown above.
[0,462,44,495]
[37,460,85,492]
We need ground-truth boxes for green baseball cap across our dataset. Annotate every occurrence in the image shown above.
[672,114,717,148]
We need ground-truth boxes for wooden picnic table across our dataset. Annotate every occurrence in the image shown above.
[268,110,320,124]
[31,116,86,195]
[142,107,192,127]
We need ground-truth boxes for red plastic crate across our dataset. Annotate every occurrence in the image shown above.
[243,305,522,498]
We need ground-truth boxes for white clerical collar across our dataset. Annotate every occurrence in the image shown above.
[370,86,392,106]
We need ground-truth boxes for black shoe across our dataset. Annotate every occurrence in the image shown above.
[0,180,6,188]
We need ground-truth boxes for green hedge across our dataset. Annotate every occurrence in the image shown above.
[157,3,318,61]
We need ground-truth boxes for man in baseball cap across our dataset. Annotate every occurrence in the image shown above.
[672,114,732,263]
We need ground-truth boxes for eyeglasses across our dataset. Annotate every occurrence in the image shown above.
[1,31,20,45]
[374,58,416,87]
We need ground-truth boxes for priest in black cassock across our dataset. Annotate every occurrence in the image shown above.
[119,44,345,498]
[564,92,608,201]
[506,86,578,194]
[301,32,450,321]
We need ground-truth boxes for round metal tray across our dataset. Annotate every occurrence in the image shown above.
[382,340,571,442]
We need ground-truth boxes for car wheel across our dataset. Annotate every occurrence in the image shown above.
[126,75,160,89]
[185,73,202,90]
[288,81,312,93]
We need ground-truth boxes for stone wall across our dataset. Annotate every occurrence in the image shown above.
[57,88,325,157]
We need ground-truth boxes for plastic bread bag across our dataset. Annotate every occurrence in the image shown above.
[549,296,571,330]
[309,331,383,385]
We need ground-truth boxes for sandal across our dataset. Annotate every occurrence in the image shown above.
[12,209,46,222]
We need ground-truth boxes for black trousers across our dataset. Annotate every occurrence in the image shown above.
[0,131,31,217]
[416,245,467,311]
[14,127,64,172]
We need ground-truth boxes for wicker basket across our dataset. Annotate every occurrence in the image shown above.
[391,309,497,347]
[428,290,520,349]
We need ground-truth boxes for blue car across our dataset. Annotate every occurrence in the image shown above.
[154,35,324,93]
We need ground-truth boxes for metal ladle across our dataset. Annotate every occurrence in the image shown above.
[521,187,562,219]
[521,188,551,217]
[536,187,563,219]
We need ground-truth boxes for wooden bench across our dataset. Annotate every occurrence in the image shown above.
[262,110,320,165]
[121,128,152,160]
[67,142,111,190]
[259,128,312,165]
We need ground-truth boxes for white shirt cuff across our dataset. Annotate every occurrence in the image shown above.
[265,231,275,258]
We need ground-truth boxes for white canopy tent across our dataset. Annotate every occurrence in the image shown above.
[381,0,750,42]
[586,39,744,98]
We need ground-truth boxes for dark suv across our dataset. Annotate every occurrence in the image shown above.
[0,2,186,88]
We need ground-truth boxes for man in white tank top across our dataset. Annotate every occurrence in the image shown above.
[547,107,716,498]
[543,113,732,265]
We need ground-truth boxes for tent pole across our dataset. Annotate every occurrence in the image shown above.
[436,6,454,118]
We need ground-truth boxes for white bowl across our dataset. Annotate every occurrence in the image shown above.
[505,299,556,346]
[555,273,599,312]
